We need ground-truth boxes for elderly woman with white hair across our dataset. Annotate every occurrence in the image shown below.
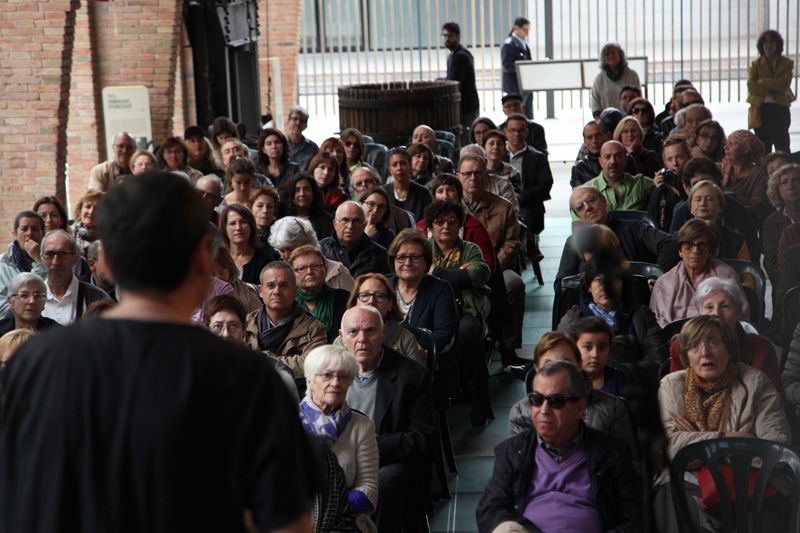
[268,216,354,291]
[0,272,61,337]
[302,345,379,533]
[666,276,785,402]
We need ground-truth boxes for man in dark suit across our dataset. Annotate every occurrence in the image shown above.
[501,16,533,119]
[498,94,548,154]
[443,21,480,146]
[341,306,434,533]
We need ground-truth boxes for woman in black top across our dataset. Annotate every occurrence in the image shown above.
[279,172,335,241]
[255,128,299,189]
[219,204,275,285]
[382,148,433,222]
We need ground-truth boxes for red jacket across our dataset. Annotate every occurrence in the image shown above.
[416,214,497,273]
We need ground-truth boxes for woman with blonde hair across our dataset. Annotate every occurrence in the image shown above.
[0,328,35,367]
[72,189,104,254]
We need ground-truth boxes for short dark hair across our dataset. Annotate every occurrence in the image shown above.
[97,171,209,292]
[424,200,465,230]
[203,294,247,328]
[757,29,784,56]
[387,147,411,164]
[209,116,238,149]
[280,172,323,211]
[567,316,613,345]
[225,157,256,180]
[359,187,392,226]
[13,210,44,232]
[619,85,641,97]
[387,228,433,272]
[32,196,68,231]
[681,155,723,187]
[431,173,463,200]
[442,22,460,35]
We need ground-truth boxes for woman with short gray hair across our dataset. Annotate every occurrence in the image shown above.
[0,272,60,337]
[269,217,354,291]
[301,345,378,532]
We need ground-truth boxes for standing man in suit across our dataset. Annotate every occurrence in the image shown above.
[501,16,533,119]
[341,306,434,533]
[442,21,480,146]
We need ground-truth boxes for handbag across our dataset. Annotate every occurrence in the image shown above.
[696,464,780,515]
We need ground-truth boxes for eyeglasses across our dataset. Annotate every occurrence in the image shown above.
[687,337,723,353]
[11,292,46,301]
[42,250,76,261]
[210,321,243,334]
[433,218,460,227]
[317,370,354,384]
[528,392,582,409]
[293,263,325,273]
[458,171,483,178]
[335,217,365,226]
[506,127,527,134]
[630,108,648,115]
[344,141,357,147]
[680,240,710,251]
[357,291,389,303]
[572,196,600,214]
[198,190,221,200]
[362,200,387,211]
[394,254,425,263]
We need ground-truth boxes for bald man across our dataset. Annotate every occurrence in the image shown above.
[412,124,454,174]
[88,132,136,191]
[320,201,389,277]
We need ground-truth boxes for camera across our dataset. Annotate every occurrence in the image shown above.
[661,168,676,185]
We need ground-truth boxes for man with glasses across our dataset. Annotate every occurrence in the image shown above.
[40,230,110,325]
[320,201,389,277]
[556,185,679,282]
[571,121,612,187]
[442,21,479,146]
[285,105,319,171]
[88,132,136,192]
[195,174,224,224]
[477,360,641,532]
[0,210,47,318]
[498,94,548,153]
[340,306,434,533]
[0,272,60,336]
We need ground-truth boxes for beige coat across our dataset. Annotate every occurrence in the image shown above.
[244,307,326,378]
[659,362,790,460]
[747,54,795,129]
[463,190,519,270]
[331,411,379,532]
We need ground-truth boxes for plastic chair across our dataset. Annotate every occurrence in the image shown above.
[782,285,800,370]
[669,437,800,533]
[663,317,691,342]
[434,130,456,145]
[552,274,582,329]
[364,143,388,179]
[360,134,374,144]
[627,261,665,280]
[607,209,658,228]
[720,258,766,323]
[436,139,457,163]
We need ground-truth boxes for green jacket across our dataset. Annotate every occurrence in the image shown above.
[429,238,490,321]
[574,172,654,221]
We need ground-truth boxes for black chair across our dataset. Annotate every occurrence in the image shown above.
[669,437,800,533]
[607,209,658,228]
[361,134,374,144]
[627,261,665,281]
[782,285,800,369]
[663,317,691,342]
[658,358,671,381]
[436,139,457,163]
[364,143,388,179]
[720,258,767,323]
[552,274,582,329]
[434,130,456,145]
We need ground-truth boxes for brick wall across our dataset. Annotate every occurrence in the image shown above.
[259,0,304,124]
[0,0,79,232]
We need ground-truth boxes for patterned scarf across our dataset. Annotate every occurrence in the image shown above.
[432,240,463,268]
[296,284,335,339]
[8,241,33,273]
[588,302,619,333]
[299,396,352,444]
[683,363,737,432]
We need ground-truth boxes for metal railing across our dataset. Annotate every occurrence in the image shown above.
[297,0,800,117]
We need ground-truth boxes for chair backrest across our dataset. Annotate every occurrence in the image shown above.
[663,317,691,342]
[607,209,658,228]
[361,134,374,144]
[627,261,665,280]
[782,285,800,367]
[434,130,456,145]
[720,258,766,322]
[404,324,437,371]
[552,274,582,329]
[364,143,388,179]
[669,437,800,533]
[436,139,457,162]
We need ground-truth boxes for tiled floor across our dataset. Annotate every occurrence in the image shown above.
[428,162,574,532]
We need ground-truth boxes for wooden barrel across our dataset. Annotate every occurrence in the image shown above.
[338,81,462,148]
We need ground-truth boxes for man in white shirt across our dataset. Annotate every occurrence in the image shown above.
[41,230,109,325]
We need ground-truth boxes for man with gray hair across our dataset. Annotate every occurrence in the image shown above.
[195,174,224,224]
[41,230,110,325]
[340,306,434,533]
[285,105,319,170]
[320,201,389,277]
[88,132,136,191]
[671,103,712,137]
[85,240,117,301]
[476,359,641,532]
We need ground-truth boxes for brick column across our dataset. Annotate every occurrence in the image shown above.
[259,0,304,123]
[0,0,79,230]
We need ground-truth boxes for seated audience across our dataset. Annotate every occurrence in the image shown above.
[628,96,664,155]
[763,163,800,291]
[671,103,712,137]
[209,115,239,162]
[614,116,660,178]
[0,210,46,317]
[686,180,751,262]
[481,357,641,532]
[426,200,492,425]
[649,135,691,231]
[408,143,436,189]
[783,322,800,409]
[690,118,726,161]
[651,219,741,327]
[668,277,784,400]
[269,216,354,291]
[255,128,299,189]
[290,245,349,342]
[461,143,518,214]
[157,136,203,183]
[340,306,434,533]
[558,259,665,386]
[617,85,642,113]
[309,151,348,212]
[655,316,789,533]
[285,105,319,171]
[184,125,223,177]
[351,167,412,235]
[319,136,349,186]
[571,120,610,187]
[0,273,60,336]
[334,273,424,364]
[195,174,224,224]
[71,189,104,254]
[498,94,548,153]
[248,185,280,248]
[359,187,395,249]
[654,81,693,127]
[722,129,771,219]
[0,328,36,367]
[320,201,389,278]
[770,223,800,334]
[41,230,110,325]
[301,345,379,532]
[341,127,375,175]
[219,138,250,172]
[482,129,522,203]
[568,317,632,398]
[660,87,704,133]
[88,132,136,191]
[411,124,454,174]
[765,150,792,179]
[219,204,276,285]
[211,245,262,313]
[279,172,335,240]
[222,157,258,207]
[387,229,458,355]
[244,261,326,379]
[558,185,679,281]
[85,241,116,301]
[382,147,433,221]
[33,195,69,233]
[580,141,654,217]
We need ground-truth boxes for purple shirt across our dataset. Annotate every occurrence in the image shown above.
[192,277,233,324]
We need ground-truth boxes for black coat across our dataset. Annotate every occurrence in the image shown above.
[499,119,548,154]
[447,45,479,114]
[0,315,60,337]
[388,274,458,355]
[511,146,553,234]
[475,426,642,533]
[500,35,531,94]
[241,246,276,286]
[319,233,389,278]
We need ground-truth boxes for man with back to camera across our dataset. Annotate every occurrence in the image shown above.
[442,21,480,145]
[0,172,316,533]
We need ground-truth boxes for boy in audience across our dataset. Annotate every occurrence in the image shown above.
[567,316,632,398]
